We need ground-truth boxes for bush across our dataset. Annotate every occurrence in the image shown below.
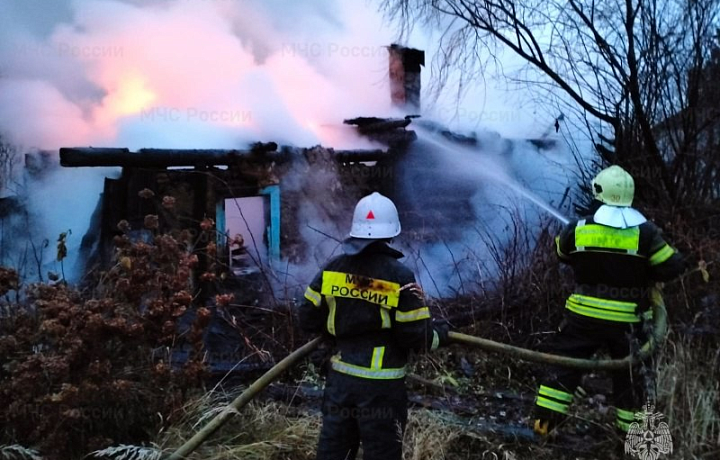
[0,223,212,459]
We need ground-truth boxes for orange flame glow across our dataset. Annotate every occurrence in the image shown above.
[105,74,157,116]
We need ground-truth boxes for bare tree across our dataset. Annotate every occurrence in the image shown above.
[0,135,18,197]
[382,0,720,208]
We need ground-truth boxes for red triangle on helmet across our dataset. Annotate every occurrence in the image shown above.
[366,210,375,219]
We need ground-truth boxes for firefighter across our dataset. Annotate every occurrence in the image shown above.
[299,192,450,460]
[533,165,684,436]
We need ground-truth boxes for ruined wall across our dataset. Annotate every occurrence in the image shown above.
[86,147,396,278]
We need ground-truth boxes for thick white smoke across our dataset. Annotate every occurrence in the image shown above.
[0,0,397,281]
[0,0,577,294]
[0,0,396,150]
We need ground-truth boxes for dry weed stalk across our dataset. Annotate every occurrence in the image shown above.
[87,445,164,460]
[0,445,43,460]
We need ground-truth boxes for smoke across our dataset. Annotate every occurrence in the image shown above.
[0,0,395,150]
[0,0,577,295]
[0,0,396,281]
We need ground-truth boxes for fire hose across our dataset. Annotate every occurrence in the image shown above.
[166,336,324,460]
[449,287,668,370]
[166,290,667,458]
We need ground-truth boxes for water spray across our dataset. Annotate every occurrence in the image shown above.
[415,128,570,225]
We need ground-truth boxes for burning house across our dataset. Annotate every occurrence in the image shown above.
[16,46,421,371]
[1,42,568,372]
[47,46,436,293]
[3,41,568,293]
[59,121,414,301]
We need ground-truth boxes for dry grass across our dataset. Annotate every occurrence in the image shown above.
[153,391,538,460]
[0,445,43,460]
[158,389,321,460]
[403,410,524,460]
[87,445,163,460]
[403,410,463,460]
[657,335,720,459]
[158,399,491,460]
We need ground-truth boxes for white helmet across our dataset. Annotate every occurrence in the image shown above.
[592,165,635,207]
[349,192,401,239]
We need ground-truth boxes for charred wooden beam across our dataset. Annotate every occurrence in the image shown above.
[343,117,417,149]
[357,119,412,134]
[344,116,413,133]
[60,146,391,168]
[59,147,290,167]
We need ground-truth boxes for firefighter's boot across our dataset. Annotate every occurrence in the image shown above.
[533,418,552,437]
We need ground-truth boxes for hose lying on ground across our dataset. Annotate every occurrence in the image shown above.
[449,287,668,371]
[166,336,324,460]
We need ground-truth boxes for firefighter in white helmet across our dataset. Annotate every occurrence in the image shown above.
[299,192,450,460]
[532,165,684,436]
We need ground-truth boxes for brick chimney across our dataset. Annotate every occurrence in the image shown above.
[388,44,424,112]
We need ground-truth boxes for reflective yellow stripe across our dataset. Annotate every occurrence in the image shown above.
[616,408,636,422]
[539,385,574,403]
[566,300,641,323]
[555,235,569,259]
[536,396,569,414]
[371,347,385,369]
[431,330,440,351]
[395,307,430,323]
[321,271,400,307]
[326,295,337,336]
[304,287,322,307]
[330,356,406,380]
[575,224,640,252]
[569,294,637,313]
[649,244,675,266]
[380,308,391,328]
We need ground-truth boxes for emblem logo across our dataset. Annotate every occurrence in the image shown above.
[624,402,673,460]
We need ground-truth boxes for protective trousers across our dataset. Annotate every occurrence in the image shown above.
[534,313,646,432]
[316,370,407,460]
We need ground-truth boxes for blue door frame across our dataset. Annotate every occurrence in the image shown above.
[215,185,280,261]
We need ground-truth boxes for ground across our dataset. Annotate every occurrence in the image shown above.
[160,345,670,460]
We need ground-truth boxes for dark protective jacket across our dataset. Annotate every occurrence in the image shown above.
[555,215,684,322]
[299,241,440,380]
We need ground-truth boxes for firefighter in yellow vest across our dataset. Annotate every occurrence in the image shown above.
[299,192,450,460]
[533,166,684,436]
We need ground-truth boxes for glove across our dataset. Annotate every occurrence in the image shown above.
[432,319,451,347]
